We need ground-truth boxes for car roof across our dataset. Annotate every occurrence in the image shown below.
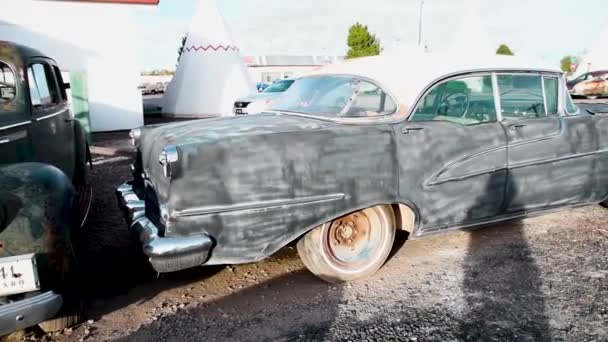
[0,40,50,61]
[307,50,561,109]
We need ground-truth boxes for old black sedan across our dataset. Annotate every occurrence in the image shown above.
[117,51,608,283]
[0,41,90,335]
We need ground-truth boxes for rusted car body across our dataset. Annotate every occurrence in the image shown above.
[0,41,90,335]
[571,72,608,99]
[117,51,608,283]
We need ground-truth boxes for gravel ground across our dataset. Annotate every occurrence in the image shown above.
[25,101,608,341]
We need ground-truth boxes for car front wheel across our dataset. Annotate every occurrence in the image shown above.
[297,204,395,283]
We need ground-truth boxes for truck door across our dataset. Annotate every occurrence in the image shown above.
[27,58,75,177]
[0,59,32,165]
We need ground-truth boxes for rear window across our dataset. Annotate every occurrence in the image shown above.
[0,60,18,115]
[0,61,16,104]
[270,75,397,118]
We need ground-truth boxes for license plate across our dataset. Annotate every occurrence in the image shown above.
[235,108,244,115]
[0,254,40,297]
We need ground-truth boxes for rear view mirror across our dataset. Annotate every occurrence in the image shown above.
[63,82,71,90]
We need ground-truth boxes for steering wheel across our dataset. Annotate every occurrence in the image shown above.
[438,93,470,117]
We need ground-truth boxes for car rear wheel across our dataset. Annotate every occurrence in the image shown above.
[297,204,395,283]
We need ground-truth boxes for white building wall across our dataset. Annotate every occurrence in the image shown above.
[0,0,143,132]
[248,65,321,83]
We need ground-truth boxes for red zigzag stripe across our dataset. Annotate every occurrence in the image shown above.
[183,45,240,52]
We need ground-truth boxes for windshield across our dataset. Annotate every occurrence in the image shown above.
[270,75,397,118]
[263,79,294,93]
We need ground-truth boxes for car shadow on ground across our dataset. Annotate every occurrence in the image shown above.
[460,171,551,341]
[115,270,344,342]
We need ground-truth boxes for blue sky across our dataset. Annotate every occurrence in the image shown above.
[134,0,608,70]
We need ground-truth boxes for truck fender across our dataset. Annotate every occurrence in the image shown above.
[0,163,76,290]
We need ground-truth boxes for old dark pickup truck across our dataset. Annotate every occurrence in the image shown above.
[118,51,608,283]
[0,41,90,335]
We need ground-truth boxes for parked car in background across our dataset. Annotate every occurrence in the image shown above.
[233,78,295,115]
[117,52,607,285]
[256,82,269,92]
[571,73,608,99]
[0,41,90,336]
[139,82,166,95]
[152,82,168,94]
[567,70,608,91]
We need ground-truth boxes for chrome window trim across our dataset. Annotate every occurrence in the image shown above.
[35,110,63,121]
[491,73,503,121]
[0,120,31,130]
[540,75,548,116]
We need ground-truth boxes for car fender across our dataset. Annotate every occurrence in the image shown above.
[0,163,76,289]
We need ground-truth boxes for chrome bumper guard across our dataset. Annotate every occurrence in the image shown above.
[0,291,62,336]
[116,182,213,273]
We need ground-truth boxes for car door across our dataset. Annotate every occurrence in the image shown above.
[396,73,508,234]
[27,58,75,177]
[499,73,595,212]
[0,59,32,165]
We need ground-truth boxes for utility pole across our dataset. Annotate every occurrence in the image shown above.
[417,0,424,47]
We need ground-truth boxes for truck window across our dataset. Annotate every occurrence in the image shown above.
[0,61,16,104]
[52,65,67,101]
[27,63,58,107]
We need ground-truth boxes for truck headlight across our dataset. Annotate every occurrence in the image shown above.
[129,128,142,147]
[158,145,179,179]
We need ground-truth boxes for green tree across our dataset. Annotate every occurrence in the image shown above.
[177,34,188,63]
[560,55,573,73]
[345,23,382,59]
[496,44,514,56]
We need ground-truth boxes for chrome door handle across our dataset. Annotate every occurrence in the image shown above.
[402,127,424,134]
[509,123,526,130]
[0,138,9,144]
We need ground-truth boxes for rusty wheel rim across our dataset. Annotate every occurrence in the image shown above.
[322,208,387,272]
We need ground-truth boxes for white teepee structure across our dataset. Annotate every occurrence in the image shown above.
[162,0,255,118]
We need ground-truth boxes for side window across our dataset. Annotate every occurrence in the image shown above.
[343,80,397,116]
[412,75,496,125]
[498,75,545,120]
[52,65,67,101]
[0,61,16,103]
[27,63,58,107]
[543,77,558,115]
[565,92,579,115]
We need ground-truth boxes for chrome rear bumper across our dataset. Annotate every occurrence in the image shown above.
[0,291,62,336]
[116,182,213,273]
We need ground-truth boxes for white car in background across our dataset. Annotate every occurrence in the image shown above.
[234,78,295,115]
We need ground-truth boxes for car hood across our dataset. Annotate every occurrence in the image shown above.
[235,92,283,103]
[141,112,329,148]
